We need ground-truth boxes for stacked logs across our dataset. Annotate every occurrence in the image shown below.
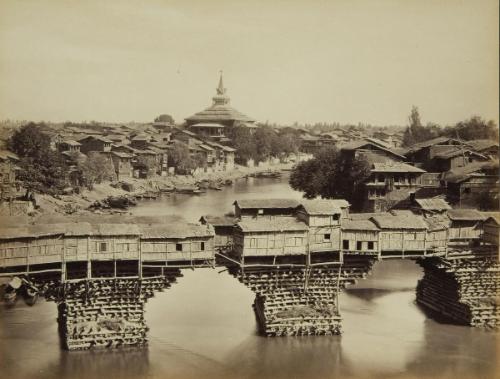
[416,251,499,329]
[54,271,181,350]
[230,256,375,336]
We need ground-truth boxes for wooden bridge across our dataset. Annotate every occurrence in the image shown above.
[0,199,498,350]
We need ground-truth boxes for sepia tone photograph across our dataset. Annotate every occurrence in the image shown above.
[0,1,498,379]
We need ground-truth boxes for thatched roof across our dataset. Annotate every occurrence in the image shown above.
[237,218,308,233]
[447,209,486,221]
[466,139,499,152]
[482,212,500,225]
[234,199,300,210]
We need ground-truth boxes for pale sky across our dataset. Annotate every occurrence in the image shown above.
[0,0,498,126]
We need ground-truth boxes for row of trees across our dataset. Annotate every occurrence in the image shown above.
[227,125,300,164]
[402,106,498,146]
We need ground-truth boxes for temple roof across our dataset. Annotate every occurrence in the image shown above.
[186,73,256,124]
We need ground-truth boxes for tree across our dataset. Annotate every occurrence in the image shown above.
[226,126,257,164]
[154,114,175,124]
[442,116,499,141]
[402,106,440,146]
[289,147,371,209]
[168,141,194,173]
[9,123,69,194]
[78,152,116,189]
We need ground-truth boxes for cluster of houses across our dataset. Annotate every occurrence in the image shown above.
[326,135,499,211]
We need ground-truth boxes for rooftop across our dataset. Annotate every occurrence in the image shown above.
[234,199,300,209]
[299,199,349,215]
[447,209,486,221]
[370,213,428,230]
[415,198,452,211]
[372,162,426,173]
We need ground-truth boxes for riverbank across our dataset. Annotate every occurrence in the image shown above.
[29,162,295,217]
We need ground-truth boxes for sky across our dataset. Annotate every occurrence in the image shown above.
[0,0,498,126]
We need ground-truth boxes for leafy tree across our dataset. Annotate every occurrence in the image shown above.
[78,152,116,189]
[168,141,194,173]
[9,123,69,194]
[154,114,175,124]
[289,147,370,210]
[226,126,257,164]
[402,106,440,146]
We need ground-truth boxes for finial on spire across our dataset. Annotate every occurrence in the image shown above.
[216,70,225,95]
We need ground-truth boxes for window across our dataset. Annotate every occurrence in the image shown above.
[368,241,374,250]
[356,241,362,250]
[332,214,340,221]
[99,242,107,252]
[257,209,264,215]
[200,242,205,251]
[176,243,182,252]
[324,233,331,241]
[343,240,349,250]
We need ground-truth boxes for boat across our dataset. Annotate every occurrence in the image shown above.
[175,185,203,194]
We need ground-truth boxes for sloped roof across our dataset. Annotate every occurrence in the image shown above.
[370,213,428,230]
[415,198,451,211]
[186,104,255,123]
[61,140,81,146]
[299,199,349,215]
[447,209,486,221]
[372,162,426,173]
[482,212,500,225]
[237,218,308,233]
[111,151,134,158]
[340,139,406,159]
[78,135,112,143]
[434,147,487,160]
[406,137,464,152]
[466,139,499,152]
[423,215,450,231]
[91,224,141,236]
[341,218,379,231]
[199,215,237,227]
[234,199,300,209]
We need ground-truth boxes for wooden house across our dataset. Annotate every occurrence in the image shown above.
[422,216,449,252]
[88,224,141,261]
[78,135,112,154]
[57,140,81,153]
[296,199,345,252]
[340,216,380,255]
[370,212,428,254]
[481,213,500,247]
[199,215,236,249]
[431,147,488,172]
[340,139,407,164]
[0,225,65,268]
[233,199,300,220]
[233,218,308,258]
[405,137,466,168]
[447,209,486,242]
[139,222,214,263]
[111,151,134,180]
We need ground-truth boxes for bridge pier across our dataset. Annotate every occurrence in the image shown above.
[229,255,375,336]
[41,269,182,350]
[416,253,499,328]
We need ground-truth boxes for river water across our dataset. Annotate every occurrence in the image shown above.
[0,175,497,379]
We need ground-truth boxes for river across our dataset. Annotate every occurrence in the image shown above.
[0,175,497,379]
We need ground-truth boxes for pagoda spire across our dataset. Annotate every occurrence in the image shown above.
[212,71,230,106]
[216,70,226,95]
